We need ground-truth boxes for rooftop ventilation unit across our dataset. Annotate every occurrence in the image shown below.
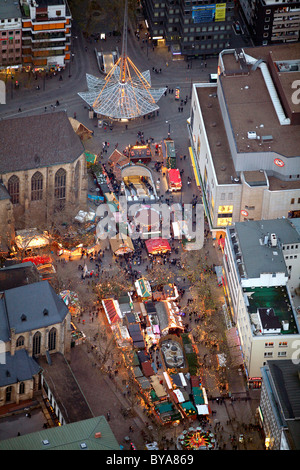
[247,131,257,139]
[270,233,277,247]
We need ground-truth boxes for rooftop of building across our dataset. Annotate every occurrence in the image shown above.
[231,218,300,278]
[195,84,237,185]
[0,280,69,341]
[262,359,300,450]
[37,352,94,424]
[0,0,21,20]
[0,111,84,175]
[194,83,300,188]
[266,359,300,421]
[0,413,119,450]
[243,285,299,335]
[219,44,300,157]
[0,349,41,388]
[0,183,10,201]
[0,261,41,292]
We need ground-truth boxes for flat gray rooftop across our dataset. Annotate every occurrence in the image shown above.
[0,0,21,20]
[232,218,300,278]
[196,85,236,185]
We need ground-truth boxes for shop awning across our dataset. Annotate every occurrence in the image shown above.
[145,238,171,255]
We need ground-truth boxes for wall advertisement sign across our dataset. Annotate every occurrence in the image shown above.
[192,4,226,23]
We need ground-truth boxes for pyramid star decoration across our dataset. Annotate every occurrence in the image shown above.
[78,0,166,120]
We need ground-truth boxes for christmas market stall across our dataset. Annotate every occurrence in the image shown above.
[162,139,176,169]
[102,298,123,325]
[154,401,182,424]
[145,238,171,256]
[110,233,134,256]
[15,228,50,251]
[127,144,152,164]
[167,168,182,192]
[155,302,184,336]
[135,277,152,300]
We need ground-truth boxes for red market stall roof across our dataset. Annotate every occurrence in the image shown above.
[168,168,182,186]
[22,255,52,266]
[145,238,171,255]
[141,361,155,377]
[102,299,122,325]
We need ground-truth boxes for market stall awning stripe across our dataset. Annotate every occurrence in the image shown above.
[102,299,122,324]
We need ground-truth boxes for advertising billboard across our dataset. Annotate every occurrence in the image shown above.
[192,3,226,23]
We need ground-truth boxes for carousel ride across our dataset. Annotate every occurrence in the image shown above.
[177,427,216,450]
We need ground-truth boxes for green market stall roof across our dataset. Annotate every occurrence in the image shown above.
[135,277,152,298]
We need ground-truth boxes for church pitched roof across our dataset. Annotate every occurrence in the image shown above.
[0,111,84,174]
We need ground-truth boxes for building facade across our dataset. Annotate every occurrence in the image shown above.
[20,0,72,71]
[188,44,300,237]
[222,218,300,387]
[0,184,14,252]
[0,111,88,234]
[259,360,300,450]
[0,0,22,71]
[142,0,234,59]
[239,0,300,47]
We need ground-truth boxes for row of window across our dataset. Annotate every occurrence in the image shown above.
[1,30,20,35]
[0,57,21,63]
[283,244,299,250]
[16,328,57,354]
[7,169,67,205]
[0,39,21,45]
[5,383,26,403]
[1,48,21,53]
[264,351,287,357]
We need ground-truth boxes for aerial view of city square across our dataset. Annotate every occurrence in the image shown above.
[0,0,299,455]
